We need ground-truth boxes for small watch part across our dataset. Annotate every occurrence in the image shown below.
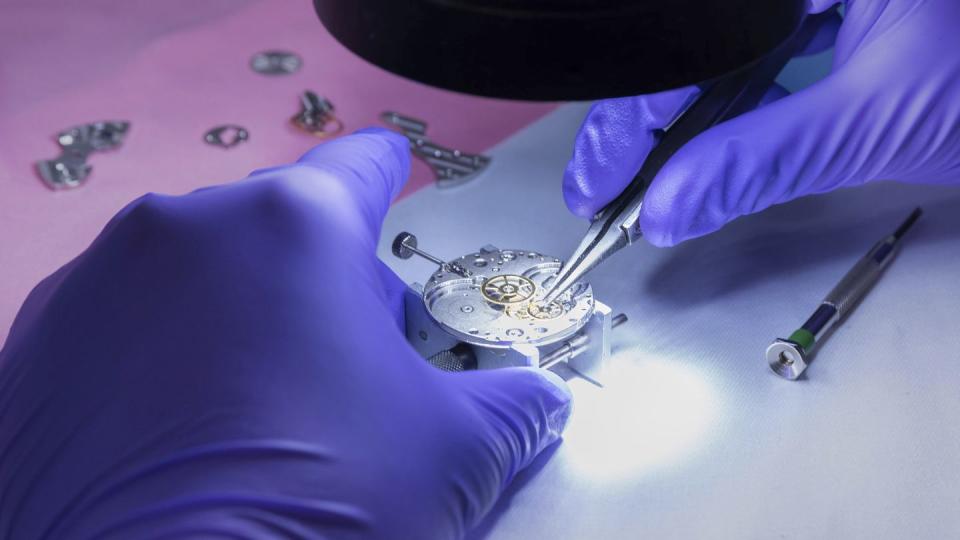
[527,301,564,320]
[481,274,537,305]
[204,125,250,149]
[250,50,302,75]
[381,111,491,188]
[291,91,344,138]
[35,121,130,190]
[392,231,472,277]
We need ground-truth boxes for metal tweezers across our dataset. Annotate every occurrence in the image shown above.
[544,10,836,303]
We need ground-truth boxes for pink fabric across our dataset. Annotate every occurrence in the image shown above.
[0,1,556,344]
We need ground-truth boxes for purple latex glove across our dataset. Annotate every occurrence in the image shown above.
[0,128,571,539]
[564,0,960,247]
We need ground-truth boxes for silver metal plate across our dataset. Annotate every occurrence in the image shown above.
[422,249,594,348]
[204,125,249,149]
[35,121,130,190]
[250,50,302,75]
[381,111,491,188]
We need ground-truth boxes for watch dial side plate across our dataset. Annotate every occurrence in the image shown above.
[422,249,594,348]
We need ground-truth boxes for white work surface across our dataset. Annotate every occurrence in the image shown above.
[377,103,960,539]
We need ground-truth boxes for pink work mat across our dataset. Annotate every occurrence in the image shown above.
[0,0,557,345]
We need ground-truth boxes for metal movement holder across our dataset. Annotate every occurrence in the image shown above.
[392,232,623,381]
[767,208,923,380]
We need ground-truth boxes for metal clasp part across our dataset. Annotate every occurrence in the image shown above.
[250,50,302,76]
[291,91,344,138]
[35,121,130,190]
[204,125,250,149]
[381,111,491,188]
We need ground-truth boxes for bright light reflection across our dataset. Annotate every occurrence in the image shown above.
[560,354,722,481]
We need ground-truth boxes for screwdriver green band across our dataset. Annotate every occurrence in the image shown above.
[788,329,815,351]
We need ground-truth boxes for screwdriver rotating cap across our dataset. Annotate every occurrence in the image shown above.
[766,338,809,380]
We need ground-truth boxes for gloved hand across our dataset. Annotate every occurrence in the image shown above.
[0,129,571,539]
[564,0,960,246]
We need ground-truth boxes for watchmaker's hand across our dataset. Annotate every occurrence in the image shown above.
[564,0,960,246]
[0,129,571,539]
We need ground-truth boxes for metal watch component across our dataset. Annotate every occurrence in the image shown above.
[481,274,536,305]
[393,232,622,382]
[540,313,627,370]
[768,208,922,380]
[381,111,491,188]
[250,50,302,75]
[35,121,130,190]
[393,232,472,277]
[204,125,249,149]
[422,248,594,348]
[291,91,344,138]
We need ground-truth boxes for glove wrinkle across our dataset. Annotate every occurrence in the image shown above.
[39,411,253,540]
[88,494,371,540]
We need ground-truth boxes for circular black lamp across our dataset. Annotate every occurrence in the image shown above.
[314,0,807,101]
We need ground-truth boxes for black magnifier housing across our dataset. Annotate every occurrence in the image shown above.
[314,0,807,101]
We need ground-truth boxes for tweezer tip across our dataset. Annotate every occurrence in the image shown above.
[893,207,923,240]
[542,266,576,304]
